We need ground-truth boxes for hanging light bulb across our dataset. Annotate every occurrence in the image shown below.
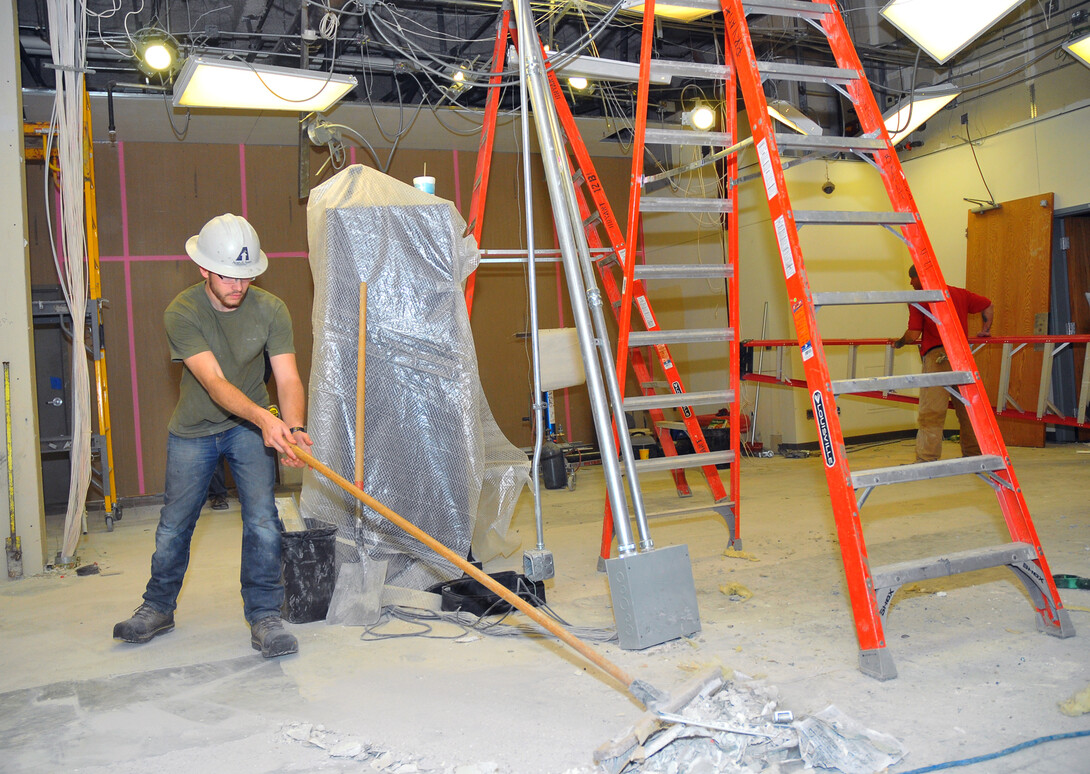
[567,76,589,90]
[682,104,716,131]
[132,28,182,78]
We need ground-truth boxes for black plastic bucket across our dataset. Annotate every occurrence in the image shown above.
[281,517,338,623]
[541,441,567,490]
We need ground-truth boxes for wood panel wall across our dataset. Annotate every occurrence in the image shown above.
[25,140,631,499]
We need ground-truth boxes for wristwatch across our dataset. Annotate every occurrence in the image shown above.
[289,426,306,434]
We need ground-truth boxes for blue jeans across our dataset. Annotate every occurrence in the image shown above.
[143,423,283,623]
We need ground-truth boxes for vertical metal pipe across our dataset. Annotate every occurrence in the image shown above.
[519,42,547,550]
[511,0,638,552]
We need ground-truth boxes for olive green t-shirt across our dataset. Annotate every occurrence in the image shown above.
[164,282,295,438]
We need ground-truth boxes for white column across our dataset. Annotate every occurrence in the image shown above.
[1,0,47,578]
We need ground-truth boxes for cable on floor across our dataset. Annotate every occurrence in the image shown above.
[360,582,618,644]
[897,728,1090,773]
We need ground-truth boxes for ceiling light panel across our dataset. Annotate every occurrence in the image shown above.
[173,56,357,113]
[881,0,1026,65]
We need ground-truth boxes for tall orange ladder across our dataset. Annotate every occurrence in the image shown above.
[462,6,742,561]
[627,0,1073,678]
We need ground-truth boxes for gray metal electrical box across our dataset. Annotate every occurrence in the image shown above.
[606,544,701,650]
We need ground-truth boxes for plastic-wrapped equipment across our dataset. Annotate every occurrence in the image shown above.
[302,164,530,590]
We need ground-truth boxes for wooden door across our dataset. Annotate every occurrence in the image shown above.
[1065,215,1090,440]
[966,193,1053,447]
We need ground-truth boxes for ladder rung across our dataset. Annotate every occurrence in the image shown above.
[634,264,733,281]
[871,542,1037,590]
[630,328,733,346]
[641,380,671,388]
[648,59,731,82]
[794,211,916,226]
[757,61,859,85]
[640,198,733,214]
[775,133,887,154]
[646,501,736,521]
[624,389,734,412]
[831,371,974,396]
[745,0,833,20]
[645,128,735,148]
[633,450,734,474]
[851,455,1006,489]
[812,290,945,306]
[655,420,688,431]
[621,0,833,21]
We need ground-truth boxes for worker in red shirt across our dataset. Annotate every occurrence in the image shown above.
[894,266,993,462]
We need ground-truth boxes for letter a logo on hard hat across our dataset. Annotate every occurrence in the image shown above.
[185,213,268,279]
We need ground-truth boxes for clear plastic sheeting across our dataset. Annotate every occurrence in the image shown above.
[303,164,529,590]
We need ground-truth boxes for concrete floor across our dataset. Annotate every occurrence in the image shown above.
[2,439,1089,772]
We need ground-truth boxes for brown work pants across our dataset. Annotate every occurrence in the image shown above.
[916,347,981,462]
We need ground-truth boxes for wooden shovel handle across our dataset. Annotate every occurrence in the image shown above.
[290,444,639,693]
[354,282,367,489]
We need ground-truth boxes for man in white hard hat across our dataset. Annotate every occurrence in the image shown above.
[114,213,313,658]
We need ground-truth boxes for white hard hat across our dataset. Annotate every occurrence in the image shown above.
[185,213,269,279]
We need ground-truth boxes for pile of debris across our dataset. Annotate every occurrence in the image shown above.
[600,673,905,774]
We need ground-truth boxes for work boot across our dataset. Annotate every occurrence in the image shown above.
[113,603,175,643]
[250,615,298,658]
[209,494,229,510]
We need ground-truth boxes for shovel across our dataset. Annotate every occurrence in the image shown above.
[287,443,725,711]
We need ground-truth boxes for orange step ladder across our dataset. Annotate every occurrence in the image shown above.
[623,0,1073,678]
[462,6,743,565]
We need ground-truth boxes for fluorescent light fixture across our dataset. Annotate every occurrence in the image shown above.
[682,105,716,131]
[767,99,823,136]
[883,85,960,145]
[1063,30,1090,68]
[620,0,718,22]
[552,55,671,85]
[173,56,357,112]
[881,0,1026,65]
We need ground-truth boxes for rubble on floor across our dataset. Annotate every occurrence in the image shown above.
[607,674,905,774]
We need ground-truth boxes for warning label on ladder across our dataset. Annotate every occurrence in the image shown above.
[773,216,796,278]
[756,138,778,199]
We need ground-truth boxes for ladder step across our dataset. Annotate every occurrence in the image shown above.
[775,133,887,154]
[640,380,671,388]
[831,371,975,396]
[655,420,688,431]
[624,389,734,412]
[645,128,735,148]
[648,59,731,82]
[629,328,733,346]
[634,263,733,280]
[640,198,733,214]
[851,455,1006,489]
[621,0,833,21]
[646,500,735,521]
[757,61,859,85]
[794,211,916,226]
[812,290,945,306]
[871,542,1037,590]
[633,450,735,474]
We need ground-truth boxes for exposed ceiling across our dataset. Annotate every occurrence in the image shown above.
[16,1,1090,141]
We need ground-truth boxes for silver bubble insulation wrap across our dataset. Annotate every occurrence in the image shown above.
[302,164,530,590]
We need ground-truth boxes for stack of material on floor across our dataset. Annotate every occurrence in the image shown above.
[302,164,529,591]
